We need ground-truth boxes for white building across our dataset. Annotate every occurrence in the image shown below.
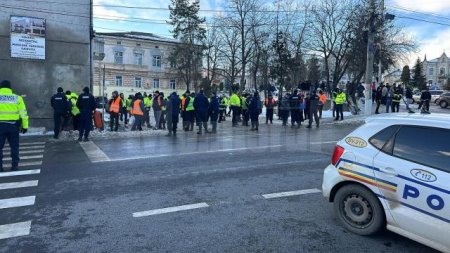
[93,32,186,98]
[423,52,450,89]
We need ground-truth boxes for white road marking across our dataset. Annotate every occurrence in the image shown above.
[133,202,209,218]
[107,145,282,162]
[4,155,43,161]
[4,161,42,168]
[0,196,35,209]
[4,146,45,151]
[9,149,44,154]
[0,180,38,190]
[262,188,322,199]
[79,141,111,162]
[6,142,45,146]
[0,169,40,178]
[0,221,32,240]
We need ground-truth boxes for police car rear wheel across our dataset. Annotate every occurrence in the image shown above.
[334,184,385,235]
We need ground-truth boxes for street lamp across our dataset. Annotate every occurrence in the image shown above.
[93,37,106,130]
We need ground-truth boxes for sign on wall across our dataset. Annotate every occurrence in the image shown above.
[10,16,46,60]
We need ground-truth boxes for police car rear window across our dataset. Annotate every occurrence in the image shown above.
[393,126,450,173]
[369,125,401,151]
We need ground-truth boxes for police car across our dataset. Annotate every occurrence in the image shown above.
[322,114,450,252]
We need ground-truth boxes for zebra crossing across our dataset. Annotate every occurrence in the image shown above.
[0,141,45,240]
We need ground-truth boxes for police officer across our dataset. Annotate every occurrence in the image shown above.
[76,87,96,142]
[0,80,28,172]
[307,91,320,128]
[334,88,346,121]
[290,90,302,128]
[51,87,69,139]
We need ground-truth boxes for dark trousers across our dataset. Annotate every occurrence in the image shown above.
[318,105,324,118]
[144,107,151,127]
[79,112,93,139]
[391,102,400,112]
[335,104,344,120]
[242,109,249,126]
[131,115,143,131]
[110,112,119,131]
[171,117,179,134]
[309,109,320,127]
[332,102,337,117]
[53,112,65,138]
[120,110,128,124]
[62,114,71,131]
[291,109,301,126]
[231,106,239,126]
[375,99,381,114]
[266,108,274,123]
[218,109,226,122]
[280,110,289,125]
[0,123,20,169]
[73,114,79,131]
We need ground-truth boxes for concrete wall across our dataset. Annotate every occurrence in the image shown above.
[0,0,91,129]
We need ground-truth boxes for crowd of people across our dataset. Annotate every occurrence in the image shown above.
[50,80,433,141]
[50,87,343,141]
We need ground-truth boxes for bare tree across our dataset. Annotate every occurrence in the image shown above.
[203,22,221,92]
[307,0,358,88]
[227,0,261,90]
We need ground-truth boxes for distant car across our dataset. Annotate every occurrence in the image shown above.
[439,92,450,108]
[412,90,445,104]
[322,114,450,252]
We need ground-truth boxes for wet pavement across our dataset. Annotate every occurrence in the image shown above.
[0,119,438,253]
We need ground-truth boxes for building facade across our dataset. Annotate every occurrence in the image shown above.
[423,53,450,88]
[93,32,187,98]
[0,0,91,128]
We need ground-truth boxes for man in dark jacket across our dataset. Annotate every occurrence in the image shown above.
[166,92,181,136]
[50,87,70,139]
[307,92,320,128]
[193,90,210,134]
[76,87,96,142]
[152,91,162,130]
[375,84,384,114]
[290,91,302,128]
[419,88,431,113]
[209,92,220,134]
[248,92,260,131]
[279,94,290,126]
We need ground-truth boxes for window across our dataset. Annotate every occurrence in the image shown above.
[115,76,123,87]
[152,55,161,67]
[153,79,160,89]
[134,77,142,88]
[170,79,176,90]
[393,126,450,172]
[114,51,123,64]
[117,41,121,45]
[369,125,401,151]
[429,68,434,76]
[440,68,445,76]
[170,59,177,68]
[134,52,143,65]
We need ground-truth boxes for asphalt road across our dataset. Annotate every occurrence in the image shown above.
[0,120,438,253]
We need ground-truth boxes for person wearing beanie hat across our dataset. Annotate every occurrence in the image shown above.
[0,80,29,172]
[76,86,96,141]
[51,87,70,139]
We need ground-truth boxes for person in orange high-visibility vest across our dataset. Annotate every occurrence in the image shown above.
[130,92,145,131]
[108,90,121,132]
[318,90,327,119]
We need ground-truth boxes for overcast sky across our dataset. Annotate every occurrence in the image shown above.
[93,0,450,69]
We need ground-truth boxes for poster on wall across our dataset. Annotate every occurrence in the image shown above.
[10,16,46,60]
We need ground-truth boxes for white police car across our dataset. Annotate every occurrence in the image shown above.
[322,113,450,252]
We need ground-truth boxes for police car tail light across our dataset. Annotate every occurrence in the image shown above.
[331,145,345,166]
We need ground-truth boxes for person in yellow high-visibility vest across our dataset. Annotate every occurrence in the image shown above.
[0,80,28,172]
[229,91,241,127]
[334,88,346,121]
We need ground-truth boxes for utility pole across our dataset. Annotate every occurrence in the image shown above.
[364,0,376,115]
[378,0,384,86]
